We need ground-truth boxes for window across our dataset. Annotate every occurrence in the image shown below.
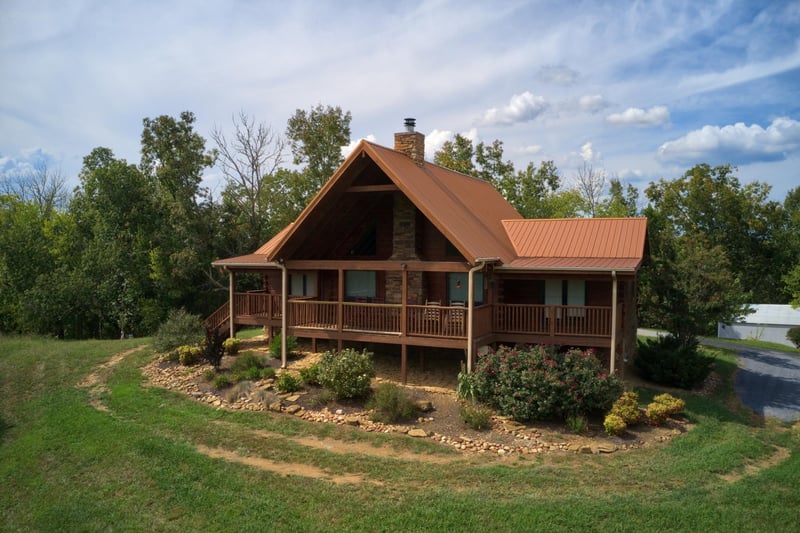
[345,271,376,299]
[289,272,316,297]
[447,272,484,305]
[544,280,586,316]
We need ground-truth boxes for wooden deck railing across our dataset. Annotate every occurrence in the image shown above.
[216,293,612,341]
[493,304,611,338]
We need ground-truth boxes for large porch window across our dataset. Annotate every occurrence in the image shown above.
[345,270,376,300]
[290,272,317,297]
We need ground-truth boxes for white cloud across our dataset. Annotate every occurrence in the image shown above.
[658,117,800,164]
[520,144,543,155]
[606,106,670,126]
[341,135,377,158]
[478,92,548,126]
[578,95,609,114]
[580,142,595,162]
[423,128,479,159]
[537,65,579,85]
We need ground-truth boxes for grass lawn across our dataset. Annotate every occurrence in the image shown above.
[1,336,798,532]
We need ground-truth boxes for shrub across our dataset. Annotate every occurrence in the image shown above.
[317,348,375,399]
[225,380,252,402]
[223,337,241,355]
[153,309,204,353]
[299,363,321,386]
[787,326,800,349]
[214,374,232,389]
[367,383,417,423]
[652,393,686,416]
[230,351,266,373]
[269,334,298,359]
[566,414,588,434]
[177,345,202,366]
[261,367,276,379]
[275,372,301,393]
[645,401,671,426]
[610,391,642,425]
[203,328,225,368]
[472,345,623,422]
[635,335,713,389]
[459,403,492,430]
[202,369,216,381]
[604,413,627,436]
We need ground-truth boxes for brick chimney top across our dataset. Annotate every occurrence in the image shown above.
[394,118,424,165]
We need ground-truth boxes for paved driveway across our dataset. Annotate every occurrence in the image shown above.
[639,331,800,423]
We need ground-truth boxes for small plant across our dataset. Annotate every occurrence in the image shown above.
[787,326,800,349]
[177,345,202,366]
[456,361,477,403]
[459,403,492,430]
[652,393,686,416]
[299,363,321,386]
[223,337,241,355]
[213,374,233,389]
[153,308,205,353]
[230,351,265,373]
[269,333,298,359]
[645,401,671,426]
[604,413,627,436]
[317,348,375,399]
[275,372,301,393]
[202,369,216,381]
[260,367,276,379]
[225,380,252,402]
[566,414,588,434]
[609,391,642,425]
[367,383,417,423]
[312,389,336,406]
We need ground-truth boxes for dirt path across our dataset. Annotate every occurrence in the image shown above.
[78,345,148,411]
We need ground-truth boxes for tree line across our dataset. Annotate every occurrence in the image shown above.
[1,107,798,340]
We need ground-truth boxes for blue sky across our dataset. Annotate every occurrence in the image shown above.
[1,0,799,202]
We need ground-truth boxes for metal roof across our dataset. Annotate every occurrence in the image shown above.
[211,140,648,272]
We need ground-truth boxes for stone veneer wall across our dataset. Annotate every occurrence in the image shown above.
[386,194,424,304]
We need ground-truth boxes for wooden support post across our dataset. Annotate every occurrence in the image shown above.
[610,271,618,375]
[401,344,407,384]
[228,271,235,339]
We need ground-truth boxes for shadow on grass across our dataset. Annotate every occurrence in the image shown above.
[0,416,12,441]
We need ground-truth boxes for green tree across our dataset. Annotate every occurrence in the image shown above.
[644,164,786,303]
[432,134,474,175]
[598,178,639,217]
[140,111,220,315]
[286,104,351,197]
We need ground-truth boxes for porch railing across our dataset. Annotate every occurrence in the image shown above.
[222,293,612,340]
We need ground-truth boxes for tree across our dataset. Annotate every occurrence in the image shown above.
[140,111,220,315]
[597,177,639,217]
[432,134,475,175]
[644,164,787,303]
[211,112,287,254]
[0,161,69,216]
[574,162,606,217]
[286,104,351,196]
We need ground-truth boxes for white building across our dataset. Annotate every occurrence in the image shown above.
[718,304,800,347]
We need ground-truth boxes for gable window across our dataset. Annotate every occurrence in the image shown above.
[345,271,376,300]
[289,272,317,297]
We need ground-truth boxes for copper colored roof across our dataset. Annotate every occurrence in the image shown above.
[502,218,648,271]
[211,224,293,268]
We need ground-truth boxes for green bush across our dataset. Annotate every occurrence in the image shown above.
[604,413,627,436]
[202,369,216,381]
[456,361,477,403]
[635,335,713,389]
[214,374,232,389]
[610,391,642,425]
[276,372,301,393]
[317,348,375,399]
[177,345,202,366]
[566,414,588,434]
[645,401,671,426]
[652,393,685,416]
[459,403,492,430]
[299,363,321,386]
[787,326,800,349]
[367,383,417,423]
[153,309,204,353]
[269,333,298,358]
[223,337,241,355]
[230,351,266,373]
[472,345,623,422]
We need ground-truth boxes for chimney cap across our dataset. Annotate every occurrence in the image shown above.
[403,117,416,132]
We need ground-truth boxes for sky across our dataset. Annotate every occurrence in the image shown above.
[1,0,799,203]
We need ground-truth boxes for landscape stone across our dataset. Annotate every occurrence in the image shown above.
[268,401,284,412]
[407,428,428,438]
[285,404,302,414]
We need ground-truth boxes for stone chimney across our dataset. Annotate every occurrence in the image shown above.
[394,118,425,165]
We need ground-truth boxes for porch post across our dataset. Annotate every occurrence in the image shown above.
[401,266,408,384]
[337,269,344,352]
[228,270,235,339]
[279,262,288,369]
[610,270,618,374]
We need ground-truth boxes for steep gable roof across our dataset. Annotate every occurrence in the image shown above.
[265,139,520,264]
[501,218,648,271]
